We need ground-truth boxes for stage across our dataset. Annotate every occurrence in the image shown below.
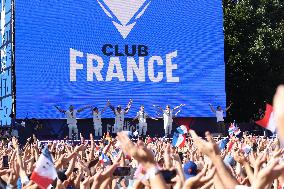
[6,117,265,144]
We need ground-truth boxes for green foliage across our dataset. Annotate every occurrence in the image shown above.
[223,0,284,121]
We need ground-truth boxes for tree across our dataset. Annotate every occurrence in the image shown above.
[223,0,284,122]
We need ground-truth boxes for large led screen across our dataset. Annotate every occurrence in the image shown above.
[15,0,225,118]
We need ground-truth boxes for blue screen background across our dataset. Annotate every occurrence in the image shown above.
[15,0,225,119]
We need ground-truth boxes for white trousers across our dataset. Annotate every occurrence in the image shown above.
[164,123,173,136]
[68,124,78,139]
[139,122,147,136]
[113,123,123,133]
[94,124,102,136]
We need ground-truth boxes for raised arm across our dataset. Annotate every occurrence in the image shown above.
[173,104,185,111]
[225,103,233,112]
[145,112,158,120]
[117,132,168,189]
[100,100,110,114]
[124,99,133,114]
[108,101,116,114]
[209,104,216,113]
[133,112,139,120]
[77,105,92,113]
[54,105,66,113]
[173,109,181,118]
[189,130,239,189]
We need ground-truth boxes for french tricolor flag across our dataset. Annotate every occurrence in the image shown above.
[30,146,57,189]
[234,127,241,136]
[228,122,241,136]
[255,104,276,133]
[172,132,186,147]
[99,153,110,164]
[228,123,235,136]
[176,125,189,134]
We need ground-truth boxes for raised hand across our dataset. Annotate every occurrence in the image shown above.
[253,158,284,189]
[189,130,238,188]
[74,144,85,153]
[164,144,173,169]
[91,163,118,189]
[188,130,220,158]
[80,133,84,144]
[117,132,155,169]
[12,137,19,149]
[182,165,216,189]
[253,153,267,177]
[80,176,91,189]
[233,150,247,165]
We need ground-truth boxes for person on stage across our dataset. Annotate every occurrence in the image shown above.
[133,105,157,136]
[154,104,185,136]
[9,113,23,138]
[55,105,90,139]
[209,103,233,135]
[109,99,133,134]
[91,101,109,137]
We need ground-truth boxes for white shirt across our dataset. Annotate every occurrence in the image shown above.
[137,111,147,124]
[65,110,77,125]
[93,111,102,125]
[115,109,125,126]
[216,110,224,122]
[163,110,173,126]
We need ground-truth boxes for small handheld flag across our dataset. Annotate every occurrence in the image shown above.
[172,132,186,147]
[176,125,189,134]
[99,153,110,165]
[30,146,57,189]
[255,104,276,133]
[228,121,241,136]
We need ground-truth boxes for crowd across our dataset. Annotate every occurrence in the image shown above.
[0,86,283,189]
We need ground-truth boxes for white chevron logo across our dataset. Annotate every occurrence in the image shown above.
[97,0,151,39]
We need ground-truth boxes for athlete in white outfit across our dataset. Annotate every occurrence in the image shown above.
[133,105,157,136]
[109,99,133,134]
[209,103,233,134]
[91,101,109,137]
[154,104,185,136]
[55,105,90,139]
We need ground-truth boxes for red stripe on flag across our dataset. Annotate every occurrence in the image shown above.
[31,171,54,189]
[255,104,273,129]
[179,135,186,147]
